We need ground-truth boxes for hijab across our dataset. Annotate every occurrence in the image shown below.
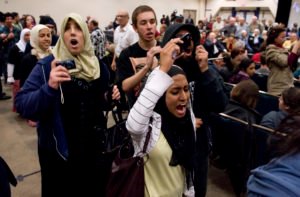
[53,13,100,82]
[30,24,52,60]
[16,28,30,52]
[154,65,196,171]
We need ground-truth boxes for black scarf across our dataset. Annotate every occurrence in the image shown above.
[154,66,196,171]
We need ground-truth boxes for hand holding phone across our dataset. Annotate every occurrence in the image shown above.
[178,33,192,53]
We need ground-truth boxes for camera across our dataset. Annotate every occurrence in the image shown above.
[56,59,76,70]
[178,33,192,52]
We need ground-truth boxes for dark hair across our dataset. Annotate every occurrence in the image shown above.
[230,48,244,59]
[22,14,36,28]
[238,58,254,72]
[266,26,285,45]
[89,19,98,27]
[132,5,156,27]
[0,12,4,22]
[11,12,18,18]
[231,80,259,109]
[276,114,300,157]
[39,15,56,26]
[4,12,13,19]
[260,52,266,65]
[282,87,300,114]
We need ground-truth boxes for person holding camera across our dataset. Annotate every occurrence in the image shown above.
[15,13,120,197]
[161,23,228,197]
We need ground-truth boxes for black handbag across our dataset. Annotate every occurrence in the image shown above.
[105,124,152,197]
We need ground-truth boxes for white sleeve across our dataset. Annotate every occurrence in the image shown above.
[126,68,173,138]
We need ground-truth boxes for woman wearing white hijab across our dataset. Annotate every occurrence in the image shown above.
[19,24,52,87]
[7,28,30,111]
[15,13,120,197]
[18,25,51,127]
[7,28,30,84]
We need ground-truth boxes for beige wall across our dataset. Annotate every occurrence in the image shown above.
[1,0,281,30]
[206,0,278,18]
[288,0,300,29]
[0,0,200,31]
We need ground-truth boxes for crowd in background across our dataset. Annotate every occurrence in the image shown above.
[1,6,300,197]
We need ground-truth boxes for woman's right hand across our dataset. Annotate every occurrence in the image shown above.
[48,59,71,89]
[159,38,182,73]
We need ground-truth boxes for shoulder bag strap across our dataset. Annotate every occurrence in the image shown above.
[142,117,153,154]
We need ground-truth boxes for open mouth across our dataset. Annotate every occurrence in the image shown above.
[184,48,192,54]
[146,32,154,38]
[70,39,78,46]
[176,104,187,116]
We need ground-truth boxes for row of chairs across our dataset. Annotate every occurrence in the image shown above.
[210,112,287,197]
[223,82,279,116]
[251,73,300,92]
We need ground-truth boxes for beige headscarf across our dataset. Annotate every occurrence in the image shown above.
[30,24,52,59]
[52,13,100,81]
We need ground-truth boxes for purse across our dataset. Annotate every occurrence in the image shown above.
[105,124,152,197]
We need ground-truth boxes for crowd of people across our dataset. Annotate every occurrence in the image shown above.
[1,5,300,197]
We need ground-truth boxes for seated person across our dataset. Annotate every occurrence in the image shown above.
[204,31,226,58]
[261,87,300,159]
[260,87,300,129]
[254,52,270,76]
[247,112,300,197]
[248,29,264,53]
[220,47,247,82]
[224,79,261,124]
[229,58,256,84]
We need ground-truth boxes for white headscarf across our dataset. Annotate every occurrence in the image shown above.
[30,24,52,59]
[16,28,30,52]
[52,13,100,82]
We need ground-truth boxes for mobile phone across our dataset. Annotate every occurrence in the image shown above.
[178,33,192,52]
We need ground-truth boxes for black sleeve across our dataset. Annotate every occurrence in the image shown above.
[116,49,135,86]
[7,45,18,65]
[192,67,228,118]
[19,54,37,87]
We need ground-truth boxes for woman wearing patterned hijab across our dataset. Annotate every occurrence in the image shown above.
[15,13,120,197]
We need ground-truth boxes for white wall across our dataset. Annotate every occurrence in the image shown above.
[0,0,200,31]
[288,0,300,28]
[206,0,278,19]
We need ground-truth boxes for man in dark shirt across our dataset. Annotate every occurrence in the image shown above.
[1,12,20,84]
[117,5,161,108]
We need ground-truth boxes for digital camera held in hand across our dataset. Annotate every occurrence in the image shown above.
[56,59,76,70]
[178,33,192,52]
